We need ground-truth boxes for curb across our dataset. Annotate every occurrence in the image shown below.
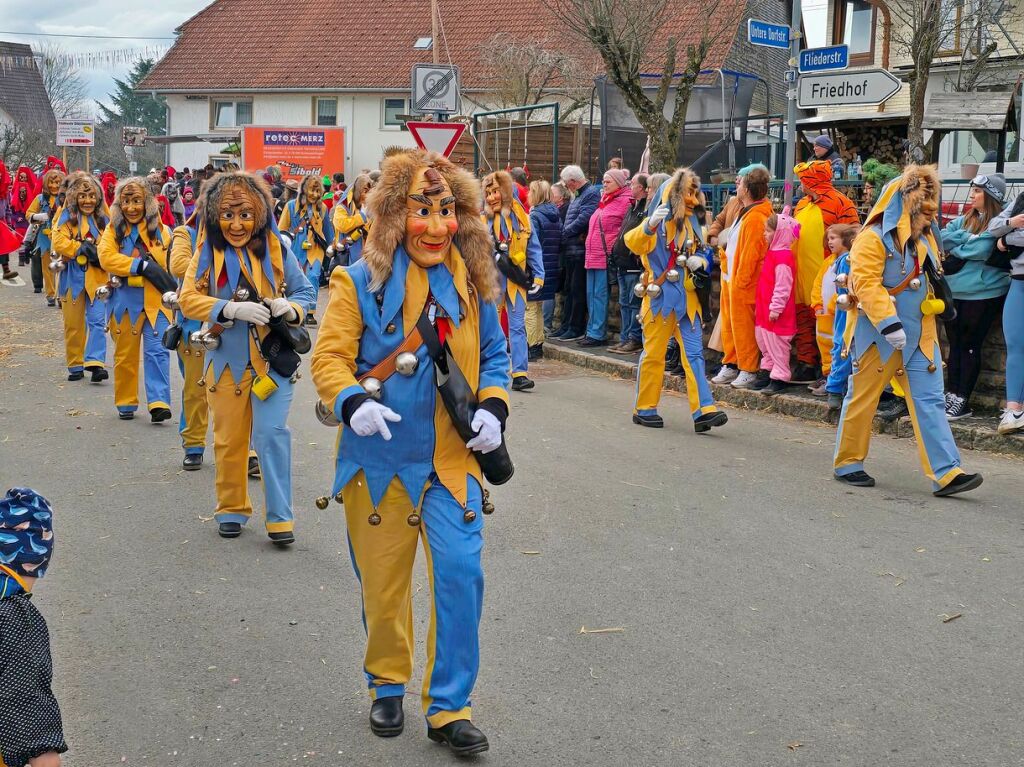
[542,341,1024,460]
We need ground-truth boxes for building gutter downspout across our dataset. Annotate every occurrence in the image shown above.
[868,0,893,112]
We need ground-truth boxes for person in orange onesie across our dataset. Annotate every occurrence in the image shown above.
[727,164,774,389]
[792,160,859,383]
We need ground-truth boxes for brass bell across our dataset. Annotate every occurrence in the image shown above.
[197,378,206,387]
[109,275,122,288]
[927,363,937,373]
[361,377,383,400]
[234,287,250,302]
[395,351,419,376]
[633,282,647,299]
[368,512,382,526]
[407,513,421,526]
[234,387,242,396]
[315,399,340,427]
[909,277,922,291]
[385,322,397,334]
[463,509,477,524]
[161,291,180,309]
[834,273,848,288]
[675,254,688,268]
[334,491,344,505]
[665,269,681,283]
[895,368,905,377]
[208,384,217,392]
[94,285,111,301]
[646,283,662,298]
[876,366,884,373]
[315,496,330,510]
[482,489,495,515]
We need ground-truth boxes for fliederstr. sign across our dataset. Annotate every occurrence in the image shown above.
[796,69,902,109]
[798,45,849,73]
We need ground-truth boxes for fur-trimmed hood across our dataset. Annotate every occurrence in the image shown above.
[865,164,941,247]
[111,176,163,243]
[64,174,107,227]
[647,167,703,221]
[363,149,500,303]
[199,171,275,252]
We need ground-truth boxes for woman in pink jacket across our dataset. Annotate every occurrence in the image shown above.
[579,168,632,347]
[755,207,800,393]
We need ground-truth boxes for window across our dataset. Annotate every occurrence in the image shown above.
[833,0,876,66]
[938,0,964,54]
[413,37,433,50]
[316,97,338,126]
[213,100,252,129]
[382,98,408,128]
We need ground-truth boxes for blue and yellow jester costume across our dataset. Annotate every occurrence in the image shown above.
[25,172,64,302]
[624,167,726,432]
[834,164,981,496]
[311,151,510,735]
[331,183,371,266]
[278,183,334,318]
[179,173,315,536]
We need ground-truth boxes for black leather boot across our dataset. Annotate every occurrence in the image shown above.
[218,522,242,538]
[933,473,983,497]
[268,531,295,547]
[182,454,203,471]
[427,719,489,756]
[694,411,728,433]
[632,412,664,428]
[369,696,404,737]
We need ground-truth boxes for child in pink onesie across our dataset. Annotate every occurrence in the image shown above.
[754,208,799,394]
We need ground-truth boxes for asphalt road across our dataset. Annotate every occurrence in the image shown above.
[1,284,1023,767]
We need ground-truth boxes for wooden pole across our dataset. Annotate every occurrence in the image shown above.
[432,0,439,65]
[85,146,91,173]
[62,147,67,168]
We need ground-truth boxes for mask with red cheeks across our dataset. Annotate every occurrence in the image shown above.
[404,167,458,268]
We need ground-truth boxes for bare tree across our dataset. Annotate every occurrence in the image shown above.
[478,35,594,120]
[0,123,54,168]
[547,0,744,172]
[35,43,89,120]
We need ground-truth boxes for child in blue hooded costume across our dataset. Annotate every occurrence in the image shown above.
[0,488,67,767]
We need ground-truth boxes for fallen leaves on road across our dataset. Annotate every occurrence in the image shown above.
[877,571,905,587]
[940,612,963,623]
[66,408,89,417]
[787,741,803,750]
[521,550,541,555]
[579,626,625,635]
[915,547,927,553]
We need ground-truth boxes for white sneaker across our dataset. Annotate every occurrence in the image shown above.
[712,366,739,384]
[997,408,1024,434]
[731,371,759,389]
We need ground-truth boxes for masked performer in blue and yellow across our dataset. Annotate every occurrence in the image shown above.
[482,170,544,391]
[97,177,176,423]
[50,173,111,383]
[179,172,315,544]
[311,149,510,756]
[331,172,373,267]
[277,175,334,327]
[834,164,982,496]
[169,202,210,471]
[625,167,728,432]
[26,168,66,307]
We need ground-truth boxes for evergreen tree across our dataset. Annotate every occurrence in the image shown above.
[97,60,166,135]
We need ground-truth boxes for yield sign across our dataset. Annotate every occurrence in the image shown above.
[407,121,466,158]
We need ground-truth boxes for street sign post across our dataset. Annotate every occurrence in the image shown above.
[747,19,791,49]
[407,121,466,158]
[796,69,902,109]
[411,64,461,115]
[798,44,849,73]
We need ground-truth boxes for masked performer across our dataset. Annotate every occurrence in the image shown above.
[834,165,982,497]
[482,171,544,391]
[331,173,374,267]
[100,171,118,208]
[50,174,111,383]
[25,169,66,305]
[625,168,727,432]
[97,177,176,422]
[169,205,210,471]
[278,175,335,326]
[178,172,315,544]
[311,150,510,756]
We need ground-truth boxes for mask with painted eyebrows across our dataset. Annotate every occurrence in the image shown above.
[404,167,458,268]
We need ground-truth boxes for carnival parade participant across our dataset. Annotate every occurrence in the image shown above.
[97,177,176,422]
[331,173,373,267]
[25,169,66,306]
[625,167,727,431]
[178,172,314,544]
[834,164,983,496]
[483,170,544,391]
[278,175,334,326]
[754,210,799,393]
[823,224,859,410]
[311,149,510,755]
[169,205,210,470]
[792,160,859,383]
[50,174,111,383]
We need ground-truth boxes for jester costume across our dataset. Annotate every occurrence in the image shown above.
[25,170,65,303]
[278,177,335,323]
[625,168,727,432]
[331,174,373,266]
[834,165,982,497]
[311,150,509,755]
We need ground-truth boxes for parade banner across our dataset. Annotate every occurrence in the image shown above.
[241,126,345,181]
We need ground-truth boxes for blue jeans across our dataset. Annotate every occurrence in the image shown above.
[1005,279,1024,404]
[543,299,555,330]
[617,272,642,343]
[585,268,608,340]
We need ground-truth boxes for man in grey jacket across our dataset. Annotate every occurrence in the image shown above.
[552,165,600,340]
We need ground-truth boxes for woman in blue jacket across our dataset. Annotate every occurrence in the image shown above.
[941,174,1009,420]
[527,180,562,359]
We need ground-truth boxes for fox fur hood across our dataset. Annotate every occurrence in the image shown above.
[864,163,941,245]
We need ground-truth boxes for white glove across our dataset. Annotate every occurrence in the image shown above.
[528,280,543,297]
[646,204,671,232]
[264,296,297,321]
[882,324,907,350]
[279,233,293,249]
[350,401,402,440]
[685,255,705,272]
[223,301,271,326]
[31,213,48,223]
[465,409,501,454]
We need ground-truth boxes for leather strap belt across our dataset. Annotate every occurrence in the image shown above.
[358,326,423,383]
[886,262,921,297]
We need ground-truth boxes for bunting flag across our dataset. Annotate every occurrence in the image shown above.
[0,46,169,73]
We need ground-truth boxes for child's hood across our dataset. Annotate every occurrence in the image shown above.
[770,206,801,251]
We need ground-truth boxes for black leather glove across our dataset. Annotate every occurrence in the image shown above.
[137,257,177,294]
[78,240,100,267]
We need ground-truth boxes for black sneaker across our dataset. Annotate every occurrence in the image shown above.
[945,394,972,421]
[749,370,772,390]
[218,522,242,538]
[268,530,295,546]
[835,470,876,487]
[248,455,261,478]
[876,398,909,422]
[790,362,819,384]
[89,367,109,383]
[46,297,56,307]
[182,454,203,471]
[305,314,317,326]
[934,472,983,497]
[118,411,135,421]
[528,343,544,361]
[150,407,172,423]
[694,411,728,433]
[67,371,84,381]
[632,412,664,428]
[511,376,535,391]
[762,380,789,395]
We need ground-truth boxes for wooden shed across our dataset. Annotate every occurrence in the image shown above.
[924,91,1018,173]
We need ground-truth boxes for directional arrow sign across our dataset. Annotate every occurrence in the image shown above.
[407,121,466,158]
[797,69,902,109]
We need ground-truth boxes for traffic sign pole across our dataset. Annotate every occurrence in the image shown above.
[783,0,801,207]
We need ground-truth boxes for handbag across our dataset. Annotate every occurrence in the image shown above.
[941,253,968,275]
[416,309,514,486]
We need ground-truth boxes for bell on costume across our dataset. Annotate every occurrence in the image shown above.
[665,269,680,283]
[675,254,688,268]
[646,283,662,298]
[395,352,419,377]
[482,489,495,515]
[633,282,647,299]
[836,294,858,310]
[314,399,340,427]
[161,291,180,310]
[909,277,922,291]
[108,275,123,288]
[48,257,64,273]
[234,287,251,302]
[94,285,111,301]
[315,496,330,510]
[834,273,848,288]
[361,377,383,400]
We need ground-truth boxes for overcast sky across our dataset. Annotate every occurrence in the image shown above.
[0,0,212,109]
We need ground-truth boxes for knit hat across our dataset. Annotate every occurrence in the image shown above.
[737,162,768,178]
[813,134,833,150]
[972,172,1006,204]
[0,488,54,596]
[603,168,629,189]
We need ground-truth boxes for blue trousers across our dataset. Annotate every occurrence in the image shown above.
[585,268,608,340]
[303,259,323,313]
[543,298,555,329]
[111,312,171,413]
[344,474,484,728]
[1004,279,1024,404]
[617,272,642,343]
[825,308,851,394]
[507,294,528,376]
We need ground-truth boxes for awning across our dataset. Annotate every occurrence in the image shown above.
[144,132,241,144]
[796,110,910,129]
[923,92,1016,132]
